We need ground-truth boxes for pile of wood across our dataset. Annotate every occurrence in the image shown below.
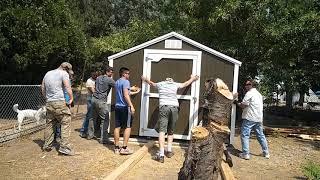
[264,126,320,141]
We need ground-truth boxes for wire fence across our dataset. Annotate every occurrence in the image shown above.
[0,85,46,131]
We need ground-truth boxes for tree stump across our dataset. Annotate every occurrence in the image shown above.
[178,78,233,180]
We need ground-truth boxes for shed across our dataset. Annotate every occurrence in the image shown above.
[107,32,242,144]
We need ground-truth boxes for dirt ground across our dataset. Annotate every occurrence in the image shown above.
[123,135,320,180]
[230,135,320,180]
[0,114,142,179]
[0,110,319,179]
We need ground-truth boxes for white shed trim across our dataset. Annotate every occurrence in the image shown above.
[108,32,242,66]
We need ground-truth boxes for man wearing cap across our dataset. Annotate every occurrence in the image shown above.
[41,62,74,155]
[141,75,199,163]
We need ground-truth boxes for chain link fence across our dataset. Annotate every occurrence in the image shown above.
[0,85,46,132]
[0,85,88,143]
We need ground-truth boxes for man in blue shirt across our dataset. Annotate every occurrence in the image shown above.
[114,67,140,155]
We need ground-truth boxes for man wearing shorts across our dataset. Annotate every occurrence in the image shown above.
[141,75,199,163]
[114,67,140,155]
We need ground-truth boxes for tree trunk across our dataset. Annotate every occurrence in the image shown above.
[178,78,233,180]
[286,90,293,108]
[298,91,304,106]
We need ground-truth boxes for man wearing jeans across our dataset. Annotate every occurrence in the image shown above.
[87,66,115,144]
[236,79,270,160]
[141,75,199,163]
[79,71,98,138]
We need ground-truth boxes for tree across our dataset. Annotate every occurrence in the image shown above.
[0,0,88,84]
[259,0,320,105]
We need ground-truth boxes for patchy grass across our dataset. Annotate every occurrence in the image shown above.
[302,161,320,180]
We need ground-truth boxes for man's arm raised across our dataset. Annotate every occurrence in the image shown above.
[180,75,199,88]
[141,76,157,87]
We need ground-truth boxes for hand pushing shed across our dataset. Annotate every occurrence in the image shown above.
[107,32,242,143]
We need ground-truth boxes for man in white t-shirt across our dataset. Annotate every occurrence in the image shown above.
[141,75,199,163]
[236,79,270,160]
[79,71,98,138]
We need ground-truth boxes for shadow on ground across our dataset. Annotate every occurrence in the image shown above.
[33,139,44,148]
[293,138,320,150]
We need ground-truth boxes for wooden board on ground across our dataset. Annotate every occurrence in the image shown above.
[288,134,320,141]
[221,156,236,180]
[104,141,155,180]
[264,126,320,136]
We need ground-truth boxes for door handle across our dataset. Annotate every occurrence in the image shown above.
[145,57,153,61]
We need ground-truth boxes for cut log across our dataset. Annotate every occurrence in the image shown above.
[179,78,233,180]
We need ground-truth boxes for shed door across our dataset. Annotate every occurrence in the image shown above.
[140,49,201,140]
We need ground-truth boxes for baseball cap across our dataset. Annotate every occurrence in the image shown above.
[60,62,74,75]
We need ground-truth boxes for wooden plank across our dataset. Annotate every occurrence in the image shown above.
[264,126,320,136]
[104,141,155,180]
[288,134,320,141]
[221,160,236,180]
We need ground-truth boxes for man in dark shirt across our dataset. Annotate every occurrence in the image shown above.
[87,66,115,144]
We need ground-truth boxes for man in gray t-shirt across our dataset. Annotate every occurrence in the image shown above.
[41,62,74,156]
[141,75,199,163]
[87,66,115,144]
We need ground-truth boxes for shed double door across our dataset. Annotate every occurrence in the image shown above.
[140,49,202,140]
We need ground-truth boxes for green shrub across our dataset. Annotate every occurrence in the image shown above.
[302,161,320,180]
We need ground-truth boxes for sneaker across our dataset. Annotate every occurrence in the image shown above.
[79,133,87,138]
[152,154,164,163]
[263,153,270,159]
[165,151,175,158]
[58,147,75,156]
[86,136,93,140]
[239,153,250,160]
[120,147,133,155]
[114,148,121,155]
